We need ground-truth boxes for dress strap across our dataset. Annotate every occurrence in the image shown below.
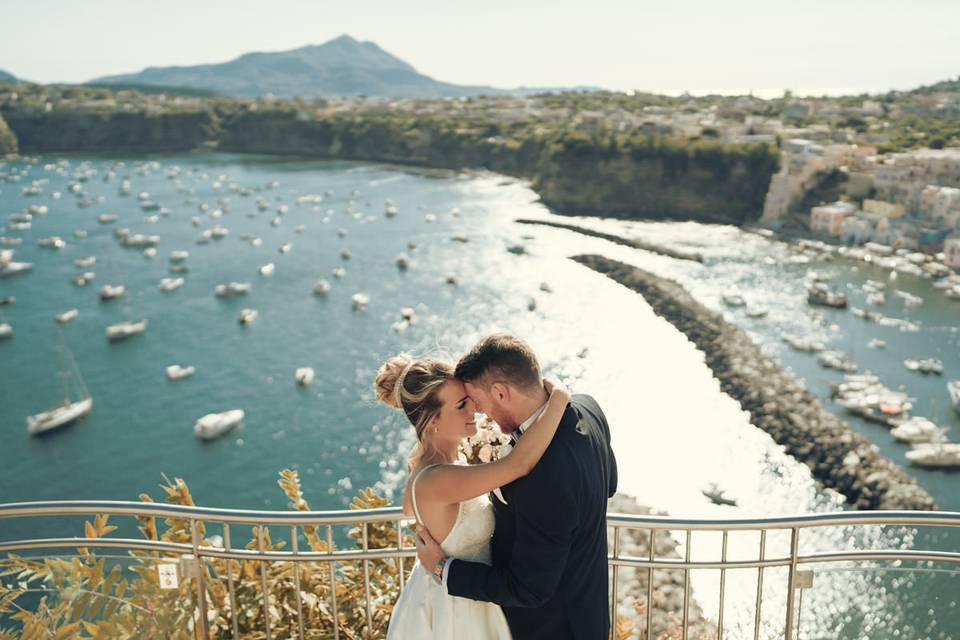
[411,464,441,526]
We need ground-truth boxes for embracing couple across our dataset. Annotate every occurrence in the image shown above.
[374,334,618,639]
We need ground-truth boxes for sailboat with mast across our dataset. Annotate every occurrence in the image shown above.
[26,327,93,435]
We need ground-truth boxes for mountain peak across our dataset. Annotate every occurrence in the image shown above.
[90,35,502,99]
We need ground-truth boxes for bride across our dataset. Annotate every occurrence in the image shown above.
[374,353,569,639]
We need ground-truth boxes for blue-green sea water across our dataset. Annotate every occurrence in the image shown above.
[1,154,957,638]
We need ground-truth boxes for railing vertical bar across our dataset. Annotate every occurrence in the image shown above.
[258,524,273,640]
[291,525,305,640]
[796,585,804,640]
[362,522,373,639]
[784,527,800,639]
[190,519,211,640]
[328,524,340,640]
[223,523,240,640]
[753,529,766,640]
[646,528,654,638]
[397,520,405,591]
[610,525,620,639]
[682,530,691,640]
[718,530,728,640]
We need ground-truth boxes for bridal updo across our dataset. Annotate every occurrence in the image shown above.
[375,353,455,466]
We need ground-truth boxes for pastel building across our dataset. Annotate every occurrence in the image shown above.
[945,238,960,269]
[811,202,857,236]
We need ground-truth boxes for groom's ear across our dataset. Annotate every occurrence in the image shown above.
[491,382,509,403]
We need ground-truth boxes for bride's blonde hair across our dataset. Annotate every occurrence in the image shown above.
[375,353,455,469]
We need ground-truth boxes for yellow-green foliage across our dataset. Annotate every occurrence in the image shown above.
[0,471,414,639]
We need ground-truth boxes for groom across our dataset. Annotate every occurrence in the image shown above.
[415,334,618,639]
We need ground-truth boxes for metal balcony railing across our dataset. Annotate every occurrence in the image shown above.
[1,501,959,639]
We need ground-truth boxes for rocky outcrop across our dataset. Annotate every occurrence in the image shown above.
[0,112,16,154]
[578,254,936,511]
[515,218,704,262]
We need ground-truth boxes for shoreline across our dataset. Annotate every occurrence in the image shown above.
[575,254,937,511]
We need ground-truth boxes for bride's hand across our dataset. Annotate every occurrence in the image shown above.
[543,377,570,404]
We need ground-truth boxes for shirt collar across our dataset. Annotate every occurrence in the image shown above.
[515,400,549,438]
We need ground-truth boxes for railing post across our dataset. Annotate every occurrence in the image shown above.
[189,519,210,640]
[258,525,273,640]
[682,530,691,640]
[291,525,305,640]
[784,528,800,639]
[646,528,655,638]
[754,529,766,640]
[223,523,240,640]
[610,525,620,639]
[718,530,727,640]
[328,525,340,640]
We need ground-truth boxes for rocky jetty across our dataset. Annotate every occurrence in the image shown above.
[516,218,704,262]
[579,254,936,511]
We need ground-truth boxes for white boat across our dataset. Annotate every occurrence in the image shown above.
[159,277,184,292]
[169,250,189,262]
[214,282,251,298]
[352,292,369,310]
[0,323,11,340]
[313,279,331,296]
[331,267,346,278]
[279,243,293,254]
[721,293,746,307]
[867,339,886,349]
[395,254,410,270]
[817,351,857,373]
[745,306,768,318]
[295,367,315,386]
[194,409,244,440]
[891,417,946,444]
[55,309,79,324]
[26,329,92,435]
[37,236,66,250]
[166,364,195,381]
[948,380,960,416]
[72,272,95,287]
[106,319,148,341]
[781,333,824,352]
[0,261,32,278]
[73,256,96,268]
[122,233,160,247]
[97,214,118,224]
[238,309,258,325]
[905,443,960,468]
[99,284,126,301]
[259,263,275,276]
[904,358,944,375]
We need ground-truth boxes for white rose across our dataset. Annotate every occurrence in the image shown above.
[478,444,493,463]
[497,443,513,459]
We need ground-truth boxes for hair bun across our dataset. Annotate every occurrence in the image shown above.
[375,353,413,409]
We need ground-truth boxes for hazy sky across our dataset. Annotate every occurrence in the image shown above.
[2,0,958,94]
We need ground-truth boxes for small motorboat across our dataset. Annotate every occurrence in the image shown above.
[313,279,332,296]
[55,309,79,324]
[214,282,251,298]
[721,293,746,307]
[781,333,825,353]
[867,339,886,349]
[395,254,410,270]
[0,323,12,340]
[808,283,848,309]
[166,364,195,381]
[73,256,96,268]
[891,417,946,444]
[817,351,858,373]
[159,277,184,292]
[99,284,126,301]
[295,367,315,386]
[238,309,258,325]
[904,358,944,375]
[745,306,768,318]
[352,293,369,310]
[905,443,960,468]
[194,409,245,440]
[106,319,148,342]
[259,263,275,277]
[169,250,189,262]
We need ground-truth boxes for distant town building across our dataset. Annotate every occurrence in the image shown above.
[811,202,857,236]
[945,237,960,269]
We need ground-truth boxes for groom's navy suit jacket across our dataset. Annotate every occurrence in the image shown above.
[447,394,618,639]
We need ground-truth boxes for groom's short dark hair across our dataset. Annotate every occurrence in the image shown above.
[455,334,541,392]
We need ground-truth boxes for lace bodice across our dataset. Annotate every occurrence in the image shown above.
[412,464,495,565]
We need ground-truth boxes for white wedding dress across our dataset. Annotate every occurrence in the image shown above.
[387,464,512,639]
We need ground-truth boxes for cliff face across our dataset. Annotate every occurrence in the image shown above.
[1,109,216,153]
[219,110,780,224]
[0,112,17,154]
[1,106,779,224]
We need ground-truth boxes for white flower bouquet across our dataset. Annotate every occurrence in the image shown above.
[460,415,513,464]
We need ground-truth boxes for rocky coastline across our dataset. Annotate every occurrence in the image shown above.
[516,218,704,262]
[577,254,937,511]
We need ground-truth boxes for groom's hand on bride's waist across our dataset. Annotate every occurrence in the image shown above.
[415,527,448,583]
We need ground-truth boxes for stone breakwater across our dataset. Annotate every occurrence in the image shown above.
[577,254,936,511]
[515,218,704,263]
